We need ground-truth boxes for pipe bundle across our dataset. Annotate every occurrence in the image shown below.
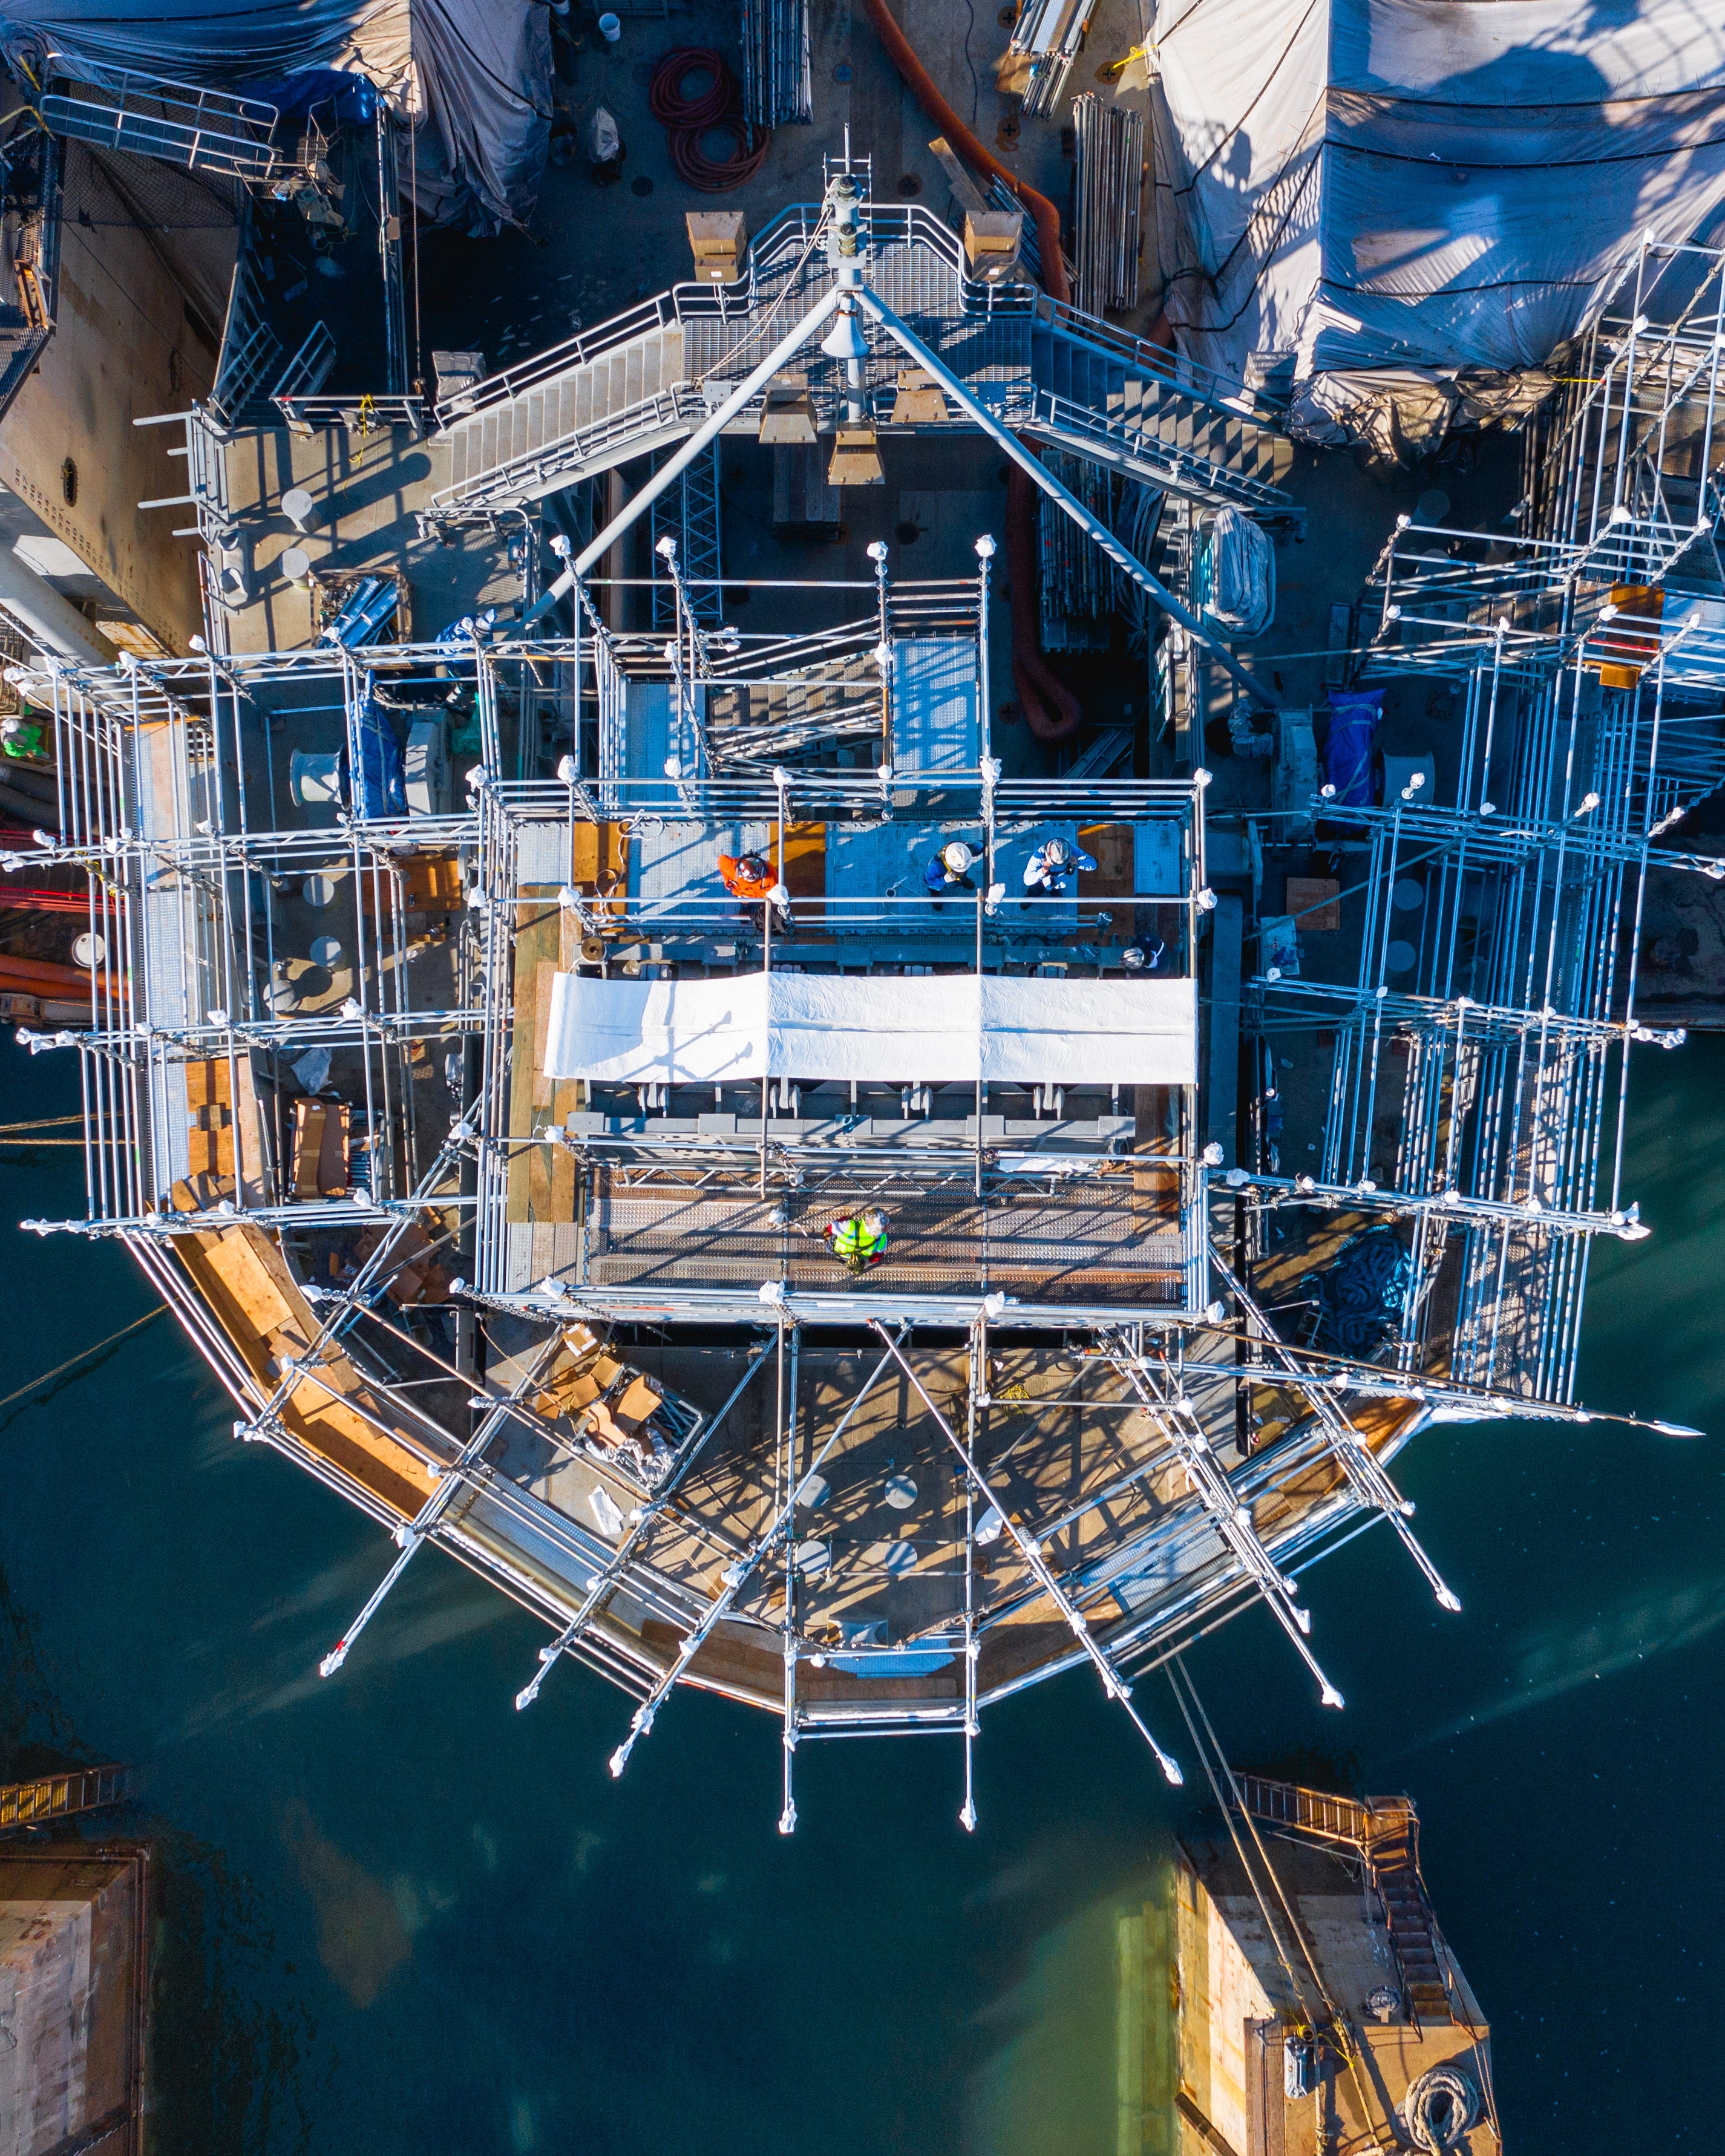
[739,0,813,128]
[1038,449,1117,653]
[1072,94,1145,318]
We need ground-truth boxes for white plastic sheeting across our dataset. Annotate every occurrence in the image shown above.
[544,971,1198,1087]
[0,0,551,232]
[1151,0,1725,450]
[1197,506,1275,636]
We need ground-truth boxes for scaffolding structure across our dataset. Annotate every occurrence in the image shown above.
[1284,234,1725,1403]
[8,180,1703,1832]
[4,544,1488,1824]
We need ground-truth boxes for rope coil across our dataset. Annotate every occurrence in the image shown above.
[1403,2062,1479,2151]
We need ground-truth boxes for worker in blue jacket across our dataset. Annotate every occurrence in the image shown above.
[923,840,977,904]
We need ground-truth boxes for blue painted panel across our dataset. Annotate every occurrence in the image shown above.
[892,639,978,773]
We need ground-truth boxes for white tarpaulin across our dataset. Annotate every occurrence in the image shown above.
[0,0,551,232]
[1151,0,1725,453]
[544,972,1197,1088]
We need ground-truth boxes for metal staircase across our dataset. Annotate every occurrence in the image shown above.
[1364,1807,1454,2027]
[1234,1773,1454,2027]
[431,203,1294,524]
[1024,314,1290,511]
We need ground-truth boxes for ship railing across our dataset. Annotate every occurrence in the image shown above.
[39,67,281,184]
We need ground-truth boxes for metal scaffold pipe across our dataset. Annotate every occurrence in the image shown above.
[851,287,1283,713]
[517,283,846,634]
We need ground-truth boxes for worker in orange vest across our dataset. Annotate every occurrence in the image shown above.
[719,851,793,935]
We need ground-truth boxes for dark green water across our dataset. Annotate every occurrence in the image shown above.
[2,1034,1718,2154]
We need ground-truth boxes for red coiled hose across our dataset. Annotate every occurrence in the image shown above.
[649,48,770,194]
[1007,456,1083,746]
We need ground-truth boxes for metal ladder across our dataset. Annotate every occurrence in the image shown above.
[0,1762,128,1834]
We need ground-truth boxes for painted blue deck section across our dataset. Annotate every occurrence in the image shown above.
[1134,821,1185,895]
[823,818,980,933]
[990,819,1083,931]
[630,816,774,920]
[622,682,712,809]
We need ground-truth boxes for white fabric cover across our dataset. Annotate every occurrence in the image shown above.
[1153,0,1725,443]
[766,974,981,1082]
[545,972,1197,1087]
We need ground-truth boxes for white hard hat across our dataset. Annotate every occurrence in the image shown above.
[1045,837,1072,866]
[942,841,974,874]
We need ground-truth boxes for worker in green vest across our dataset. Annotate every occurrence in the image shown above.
[824,1206,889,1275]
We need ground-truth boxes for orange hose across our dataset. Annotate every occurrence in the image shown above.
[0,952,113,993]
[859,0,1071,307]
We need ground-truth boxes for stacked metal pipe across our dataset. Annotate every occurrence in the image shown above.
[739,0,813,126]
[1072,94,1145,317]
[1038,449,1117,652]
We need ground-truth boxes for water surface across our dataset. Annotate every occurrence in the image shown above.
[2,1036,1719,2152]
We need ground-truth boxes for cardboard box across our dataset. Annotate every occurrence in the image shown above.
[1285,876,1341,932]
[686,210,748,283]
[963,210,1025,282]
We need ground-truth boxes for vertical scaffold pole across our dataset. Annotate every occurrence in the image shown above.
[960,1315,982,1832]
[777,1312,800,1834]
[869,1322,1183,1786]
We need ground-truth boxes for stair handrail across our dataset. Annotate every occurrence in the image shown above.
[437,291,681,422]
[1037,297,1291,431]
[437,197,1044,430]
[1028,388,1294,514]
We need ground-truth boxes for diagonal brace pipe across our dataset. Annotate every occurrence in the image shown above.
[518,284,847,633]
[870,1321,1183,1785]
[514,1338,775,1708]
[852,287,1283,713]
[1216,1254,1462,1613]
[605,1321,909,1780]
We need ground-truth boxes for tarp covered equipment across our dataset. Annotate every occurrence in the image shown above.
[545,971,1199,1088]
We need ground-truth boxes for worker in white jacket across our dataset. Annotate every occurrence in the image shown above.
[1021,835,1096,896]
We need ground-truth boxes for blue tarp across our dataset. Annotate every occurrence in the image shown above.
[352,687,405,820]
[1323,687,1383,806]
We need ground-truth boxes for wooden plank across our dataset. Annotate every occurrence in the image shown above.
[183,1059,230,1108]
[782,820,825,902]
[1078,822,1136,898]
[569,822,629,894]
[507,894,561,1218]
[178,1223,440,1517]
[292,1101,327,1198]
[531,958,558,1112]
[197,1224,297,1334]
[231,1054,275,1206]
[401,854,463,912]
[315,1102,350,1196]
[548,1080,579,1217]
